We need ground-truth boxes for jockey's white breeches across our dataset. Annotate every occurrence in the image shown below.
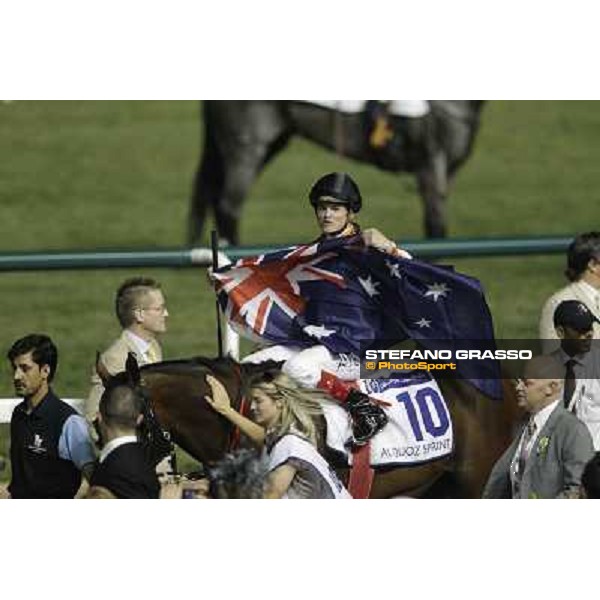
[387,100,430,117]
[241,345,360,389]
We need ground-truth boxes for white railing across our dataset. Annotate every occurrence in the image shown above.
[0,398,85,424]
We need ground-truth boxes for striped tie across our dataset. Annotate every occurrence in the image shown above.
[514,420,536,497]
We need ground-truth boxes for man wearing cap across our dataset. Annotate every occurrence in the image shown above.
[483,355,594,499]
[539,232,600,352]
[237,172,411,447]
[550,300,600,452]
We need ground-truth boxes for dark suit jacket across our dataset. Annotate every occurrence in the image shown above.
[483,402,594,499]
[91,442,159,499]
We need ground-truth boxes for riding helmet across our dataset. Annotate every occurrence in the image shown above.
[309,172,362,213]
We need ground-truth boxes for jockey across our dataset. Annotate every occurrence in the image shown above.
[365,100,430,150]
[241,172,412,447]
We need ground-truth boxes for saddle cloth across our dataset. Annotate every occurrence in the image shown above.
[321,373,454,467]
[305,100,430,118]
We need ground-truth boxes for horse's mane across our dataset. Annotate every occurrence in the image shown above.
[139,356,240,377]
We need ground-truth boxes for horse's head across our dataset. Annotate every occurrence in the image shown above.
[138,357,285,469]
[97,352,173,468]
[100,354,286,471]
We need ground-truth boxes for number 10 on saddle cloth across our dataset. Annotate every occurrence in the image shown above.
[321,373,453,467]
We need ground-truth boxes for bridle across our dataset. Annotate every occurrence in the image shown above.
[137,385,178,474]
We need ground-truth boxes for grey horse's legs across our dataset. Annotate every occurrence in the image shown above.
[215,144,271,245]
[189,155,222,245]
[189,105,224,246]
[416,150,449,238]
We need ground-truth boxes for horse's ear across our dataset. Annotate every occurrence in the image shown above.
[96,352,111,386]
[125,352,141,386]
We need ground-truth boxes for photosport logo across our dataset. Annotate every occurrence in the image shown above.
[360,339,540,380]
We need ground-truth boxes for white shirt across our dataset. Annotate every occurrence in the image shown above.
[579,280,600,312]
[125,330,158,363]
[557,346,600,450]
[539,280,600,351]
[125,329,150,354]
[510,399,559,490]
[265,432,351,499]
[99,435,138,463]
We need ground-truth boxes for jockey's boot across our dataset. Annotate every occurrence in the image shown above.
[317,371,388,447]
[345,389,389,447]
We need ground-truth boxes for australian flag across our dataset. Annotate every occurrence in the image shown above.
[212,235,502,399]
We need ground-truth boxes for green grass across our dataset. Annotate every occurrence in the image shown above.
[0,100,598,480]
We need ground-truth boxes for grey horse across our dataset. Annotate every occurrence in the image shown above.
[189,101,485,246]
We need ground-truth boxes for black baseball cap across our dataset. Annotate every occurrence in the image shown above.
[553,300,598,332]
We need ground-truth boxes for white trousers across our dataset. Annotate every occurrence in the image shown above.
[387,100,430,117]
[242,345,360,389]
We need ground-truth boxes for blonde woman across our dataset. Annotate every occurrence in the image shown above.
[205,372,351,499]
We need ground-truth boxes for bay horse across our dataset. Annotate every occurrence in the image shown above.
[99,353,521,499]
[189,101,485,246]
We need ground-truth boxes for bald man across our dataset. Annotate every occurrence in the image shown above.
[483,355,594,499]
[88,385,159,499]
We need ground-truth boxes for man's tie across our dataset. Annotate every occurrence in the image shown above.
[563,359,577,409]
[514,420,537,496]
[517,420,536,479]
[146,343,159,364]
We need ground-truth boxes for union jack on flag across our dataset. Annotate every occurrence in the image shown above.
[212,242,346,343]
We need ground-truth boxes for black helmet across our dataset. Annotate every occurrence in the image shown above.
[309,172,362,213]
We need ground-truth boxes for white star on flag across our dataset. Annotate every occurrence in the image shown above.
[415,318,432,328]
[424,282,451,302]
[303,324,336,339]
[358,275,380,297]
[385,260,402,279]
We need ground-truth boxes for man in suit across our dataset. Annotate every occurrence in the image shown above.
[86,277,168,424]
[88,384,160,499]
[550,300,600,452]
[539,232,600,352]
[483,355,594,499]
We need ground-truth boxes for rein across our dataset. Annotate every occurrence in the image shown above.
[138,386,178,475]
